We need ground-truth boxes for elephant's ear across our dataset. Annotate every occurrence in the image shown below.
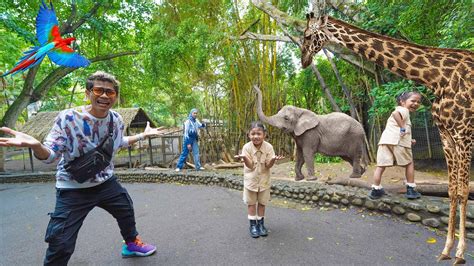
[295,109,319,136]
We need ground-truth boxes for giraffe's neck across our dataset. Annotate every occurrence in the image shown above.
[324,17,471,93]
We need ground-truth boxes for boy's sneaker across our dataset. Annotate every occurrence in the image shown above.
[122,237,156,258]
[368,188,386,200]
[405,186,421,199]
[175,168,181,172]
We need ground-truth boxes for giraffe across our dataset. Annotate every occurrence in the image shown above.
[300,12,473,265]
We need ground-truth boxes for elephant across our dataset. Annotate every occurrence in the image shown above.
[253,85,368,181]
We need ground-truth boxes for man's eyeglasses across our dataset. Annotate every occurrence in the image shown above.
[90,87,117,97]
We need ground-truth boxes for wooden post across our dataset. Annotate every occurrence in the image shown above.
[0,147,4,172]
[138,140,142,164]
[28,148,34,172]
[161,137,166,164]
[22,148,26,170]
[423,111,433,159]
[127,129,132,168]
[148,137,153,165]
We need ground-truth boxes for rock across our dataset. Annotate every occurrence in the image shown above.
[284,191,291,198]
[377,202,391,212]
[403,202,423,211]
[311,195,319,202]
[382,198,395,205]
[331,196,340,203]
[341,198,349,205]
[440,217,450,224]
[364,200,376,210]
[422,218,440,228]
[467,233,474,240]
[467,207,474,219]
[406,213,421,222]
[351,198,363,206]
[441,207,450,216]
[426,205,440,213]
[298,193,305,200]
[466,221,474,229]
[322,194,331,201]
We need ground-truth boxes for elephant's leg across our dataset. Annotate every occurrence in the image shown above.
[341,155,361,178]
[294,146,305,181]
[303,148,317,181]
[340,156,352,164]
[349,154,362,179]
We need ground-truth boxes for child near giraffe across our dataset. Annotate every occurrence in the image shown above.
[369,91,422,200]
[235,121,284,238]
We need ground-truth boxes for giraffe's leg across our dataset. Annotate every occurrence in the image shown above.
[454,196,468,264]
[438,197,457,261]
[454,139,472,265]
[437,129,458,261]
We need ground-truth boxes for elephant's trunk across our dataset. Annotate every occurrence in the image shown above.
[253,85,277,127]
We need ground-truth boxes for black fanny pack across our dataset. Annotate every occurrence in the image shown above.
[64,113,114,183]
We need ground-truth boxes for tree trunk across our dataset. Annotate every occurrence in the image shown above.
[309,64,341,112]
[323,48,359,119]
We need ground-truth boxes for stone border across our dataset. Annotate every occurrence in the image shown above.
[1,169,473,239]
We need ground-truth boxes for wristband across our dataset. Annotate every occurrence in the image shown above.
[400,128,406,133]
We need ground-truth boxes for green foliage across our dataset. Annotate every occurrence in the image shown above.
[314,154,341,164]
[0,0,471,162]
[359,0,473,49]
[368,80,433,123]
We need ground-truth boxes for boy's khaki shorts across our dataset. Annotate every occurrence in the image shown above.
[243,187,271,205]
[377,144,412,167]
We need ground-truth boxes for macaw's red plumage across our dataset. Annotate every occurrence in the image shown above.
[1,0,90,77]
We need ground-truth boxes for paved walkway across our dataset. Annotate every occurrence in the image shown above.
[1,182,472,265]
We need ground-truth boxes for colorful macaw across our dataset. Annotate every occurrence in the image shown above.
[1,1,90,77]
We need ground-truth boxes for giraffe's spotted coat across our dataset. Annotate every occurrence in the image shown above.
[301,13,473,262]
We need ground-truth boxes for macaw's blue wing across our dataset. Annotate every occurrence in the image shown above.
[36,0,59,45]
[47,47,91,68]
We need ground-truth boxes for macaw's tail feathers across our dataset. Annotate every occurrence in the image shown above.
[1,46,45,77]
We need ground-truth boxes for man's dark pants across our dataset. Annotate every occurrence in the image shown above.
[44,176,138,265]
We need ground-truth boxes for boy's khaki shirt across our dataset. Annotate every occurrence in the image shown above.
[378,106,412,148]
[242,141,276,192]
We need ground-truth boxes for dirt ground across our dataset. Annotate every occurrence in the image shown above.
[214,159,474,187]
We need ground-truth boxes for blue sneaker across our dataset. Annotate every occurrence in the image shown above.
[405,186,421,199]
[368,188,386,200]
[122,237,156,258]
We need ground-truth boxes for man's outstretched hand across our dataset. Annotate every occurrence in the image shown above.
[0,127,41,148]
[143,121,166,138]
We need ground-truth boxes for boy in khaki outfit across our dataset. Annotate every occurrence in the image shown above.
[235,121,284,238]
[369,91,422,200]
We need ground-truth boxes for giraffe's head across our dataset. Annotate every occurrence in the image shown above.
[301,13,329,68]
